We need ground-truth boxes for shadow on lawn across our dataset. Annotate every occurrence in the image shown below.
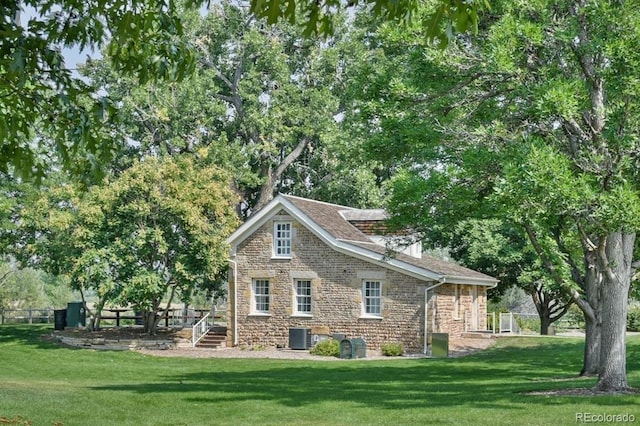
[91,338,640,410]
[0,324,81,351]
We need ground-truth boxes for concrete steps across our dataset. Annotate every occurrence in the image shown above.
[460,331,495,339]
[196,328,227,349]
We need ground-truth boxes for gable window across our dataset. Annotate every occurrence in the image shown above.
[362,280,382,317]
[273,221,292,258]
[252,279,270,314]
[294,279,312,315]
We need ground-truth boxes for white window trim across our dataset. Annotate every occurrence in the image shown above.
[273,221,292,259]
[361,279,383,319]
[250,278,271,316]
[291,278,313,317]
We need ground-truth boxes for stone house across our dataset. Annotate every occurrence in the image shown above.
[225,194,498,353]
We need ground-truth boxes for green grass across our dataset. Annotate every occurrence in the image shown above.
[1,326,639,425]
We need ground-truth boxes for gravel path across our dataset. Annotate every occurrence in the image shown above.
[136,337,496,360]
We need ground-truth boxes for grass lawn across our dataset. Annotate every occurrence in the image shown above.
[1,326,639,425]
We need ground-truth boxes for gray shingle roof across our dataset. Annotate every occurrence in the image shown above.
[280,195,371,243]
[281,195,497,284]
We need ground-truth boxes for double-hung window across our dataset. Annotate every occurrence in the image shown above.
[253,279,270,314]
[294,279,312,315]
[273,222,292,258]
[363,280,382,317]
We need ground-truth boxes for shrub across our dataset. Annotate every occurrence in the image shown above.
[381,342,404,357]
[515,316,540,333]
[561,304,585,330]
[628,307,640,332]
[310,339,339,357]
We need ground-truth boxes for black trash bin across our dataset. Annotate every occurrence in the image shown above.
[54,309,67,331]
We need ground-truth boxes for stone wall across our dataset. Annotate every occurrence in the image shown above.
[54,334,192,350]
[228,215,488,352]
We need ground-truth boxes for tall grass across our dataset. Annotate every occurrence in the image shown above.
[1,326,638,425]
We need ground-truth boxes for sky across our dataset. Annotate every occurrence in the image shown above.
[18,4,102,74]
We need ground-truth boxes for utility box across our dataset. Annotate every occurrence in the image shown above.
[339,338,366,359]
[431,333,449,358]
[66,302,86,328]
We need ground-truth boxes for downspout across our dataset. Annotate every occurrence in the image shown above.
[228,259,238,346]
[424,279,446,355]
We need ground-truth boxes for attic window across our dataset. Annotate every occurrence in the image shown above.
[273,221,292,258]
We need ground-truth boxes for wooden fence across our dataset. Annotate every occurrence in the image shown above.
[0,308,55,325]
[0,307,222,327]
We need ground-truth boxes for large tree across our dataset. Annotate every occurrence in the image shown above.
[343,1,640,391]
[1,0,205,179]
[2,0,481,180]
[15,155,239,334]
[82,3,384,215]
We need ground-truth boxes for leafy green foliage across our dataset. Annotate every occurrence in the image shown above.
[13,155,239,333]
[82,3,367,214]
[343,0,640,389]
[309,338,339,356]
[1,0,205,180]
[628,307,640,332]
[515,316,541,334]
[381,342,404,356]
[249,0,488,45]
[0,261,73,309]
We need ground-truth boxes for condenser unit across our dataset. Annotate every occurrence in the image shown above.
[289,327,312,349]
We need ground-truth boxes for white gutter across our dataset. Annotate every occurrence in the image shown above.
[228,259,238,346]
[424,280,446,355]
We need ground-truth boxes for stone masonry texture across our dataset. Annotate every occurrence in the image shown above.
[228,214,487,352]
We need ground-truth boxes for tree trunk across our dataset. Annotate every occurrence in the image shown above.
[252,137,310,214]
[581,255,601,376]
[143,310,159,336]
[539,314,551,335]
[582,312,600,376]
[530,282,570,336]
[594,231,633,392]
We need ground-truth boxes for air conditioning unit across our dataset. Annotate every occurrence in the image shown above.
[289,327,312,349]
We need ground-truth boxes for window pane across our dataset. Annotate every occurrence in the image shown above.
[364,281,381,315]
[254,279,269,312]
[295,280,312,313]
[274,222,292,256]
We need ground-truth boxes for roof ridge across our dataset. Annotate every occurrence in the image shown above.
[279,193,358,211]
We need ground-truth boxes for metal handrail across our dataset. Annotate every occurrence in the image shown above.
[192,312,213,347]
